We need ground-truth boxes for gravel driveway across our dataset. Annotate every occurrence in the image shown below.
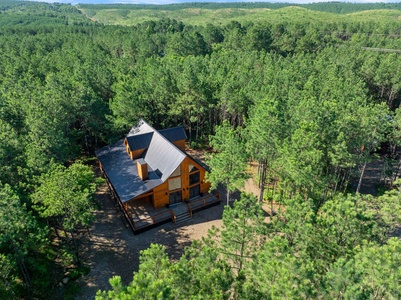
[74,184,225,300]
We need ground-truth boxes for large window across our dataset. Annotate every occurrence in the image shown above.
[168,177,181,191]
[189,172,200,186]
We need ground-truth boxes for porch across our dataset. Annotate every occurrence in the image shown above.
[128,193,220,233]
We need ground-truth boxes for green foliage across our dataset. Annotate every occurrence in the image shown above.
[0,184,48,299]
[103,244,173,300]
[32,162,98,231]
[99,189,401,298]
[242,237,316,299]
[326,238,401,299]
[2,1,401,298]
[207,193,266,275]
[77,3,401,27]
[206,121,248,204]
[0,120,22,186]
[69,264,90,280]
[96,243,233,299]
[173,242,233,299]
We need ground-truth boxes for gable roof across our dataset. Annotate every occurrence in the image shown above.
[96,120,187,203]
[159,127,187,143]
[126,132,153,151]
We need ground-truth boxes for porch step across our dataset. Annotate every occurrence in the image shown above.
[171,203,192,224]
[175,211,191,224]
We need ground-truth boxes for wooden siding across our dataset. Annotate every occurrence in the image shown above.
[173,139,186,152]
[182,156,210,199]
[137,160,148,180]
[153,182,169,209]
[130,149,145,160]
[128,155,210,209]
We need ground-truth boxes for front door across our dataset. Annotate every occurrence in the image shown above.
[189,184,200,199]
[169,190,182,204]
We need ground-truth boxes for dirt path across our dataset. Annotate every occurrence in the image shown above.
[74,184,224,299]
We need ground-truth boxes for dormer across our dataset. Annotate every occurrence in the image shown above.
[159,127,187,152]
[124,132,153,160]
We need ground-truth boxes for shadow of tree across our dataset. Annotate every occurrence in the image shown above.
[74,182,225,299]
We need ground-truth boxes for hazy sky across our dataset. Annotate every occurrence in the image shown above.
[27,0,401,5]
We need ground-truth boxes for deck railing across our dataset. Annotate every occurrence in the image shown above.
[129,193,220,232]
[133,209,174,230]
[188,193,221,211]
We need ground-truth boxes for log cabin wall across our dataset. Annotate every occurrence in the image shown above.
[129,156,210,209]
[130,149,146,160]
[152,181,169,209]
[181,158,190,200]
[182,156,210,199]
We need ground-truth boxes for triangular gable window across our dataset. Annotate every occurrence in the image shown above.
[189,164,199,173]
[171,166,181,177]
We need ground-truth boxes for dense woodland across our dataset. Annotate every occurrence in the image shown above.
[1,0,401,298]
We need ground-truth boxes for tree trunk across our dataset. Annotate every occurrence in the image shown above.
[238,225,245,274]
[391,158,401,186]
[52,217,60,239]
[70,231,81,267]
[258,160,267,203]
[356,161,367,194]
[17,257,32,300]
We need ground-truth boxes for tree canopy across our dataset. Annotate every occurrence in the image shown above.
[1,0,401,298]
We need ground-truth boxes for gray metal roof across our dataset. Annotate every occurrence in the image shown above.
[159,127,187,143]
[95,139,162,203]
[133,121,186,182]
[95,120,187,203]
[126,132,153,151]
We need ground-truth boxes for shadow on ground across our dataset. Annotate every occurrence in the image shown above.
[74,183,225,300]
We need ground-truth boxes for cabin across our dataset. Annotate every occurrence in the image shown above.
[96,119,220,233]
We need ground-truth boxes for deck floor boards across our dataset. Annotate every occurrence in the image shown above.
[128,193,220,232]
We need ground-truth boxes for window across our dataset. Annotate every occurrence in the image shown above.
[189,172,200,185]
[168,177,181,191]
[171,166,181,177]
[188,164,199,173]
[190,185,200,198]
[169,191,182,204]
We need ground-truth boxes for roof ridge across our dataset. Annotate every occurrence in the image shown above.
[140,119,187,157]
[158,125,185,131]
[138,119,186,183]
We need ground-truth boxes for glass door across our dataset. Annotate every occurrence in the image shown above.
[189,184,200,199]
[169,190,182,204]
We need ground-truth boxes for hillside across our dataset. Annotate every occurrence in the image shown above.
[1,1,401,299]
[77,2,401,26]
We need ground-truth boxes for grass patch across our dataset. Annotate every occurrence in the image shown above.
[70,264,90,280]
[77,5,401,27]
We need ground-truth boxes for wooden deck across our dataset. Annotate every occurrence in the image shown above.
[188,194,220,212]
[128,193,220,233]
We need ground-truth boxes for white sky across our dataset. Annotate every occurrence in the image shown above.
[26,0,401,5]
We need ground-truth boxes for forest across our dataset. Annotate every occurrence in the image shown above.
[1,0,401,298]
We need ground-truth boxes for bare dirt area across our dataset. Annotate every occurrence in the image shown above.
[74,154,389,299]
[74,183,225,300]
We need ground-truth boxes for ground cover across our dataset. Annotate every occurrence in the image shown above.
[74,151,386,299]
[77,5,401,26]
